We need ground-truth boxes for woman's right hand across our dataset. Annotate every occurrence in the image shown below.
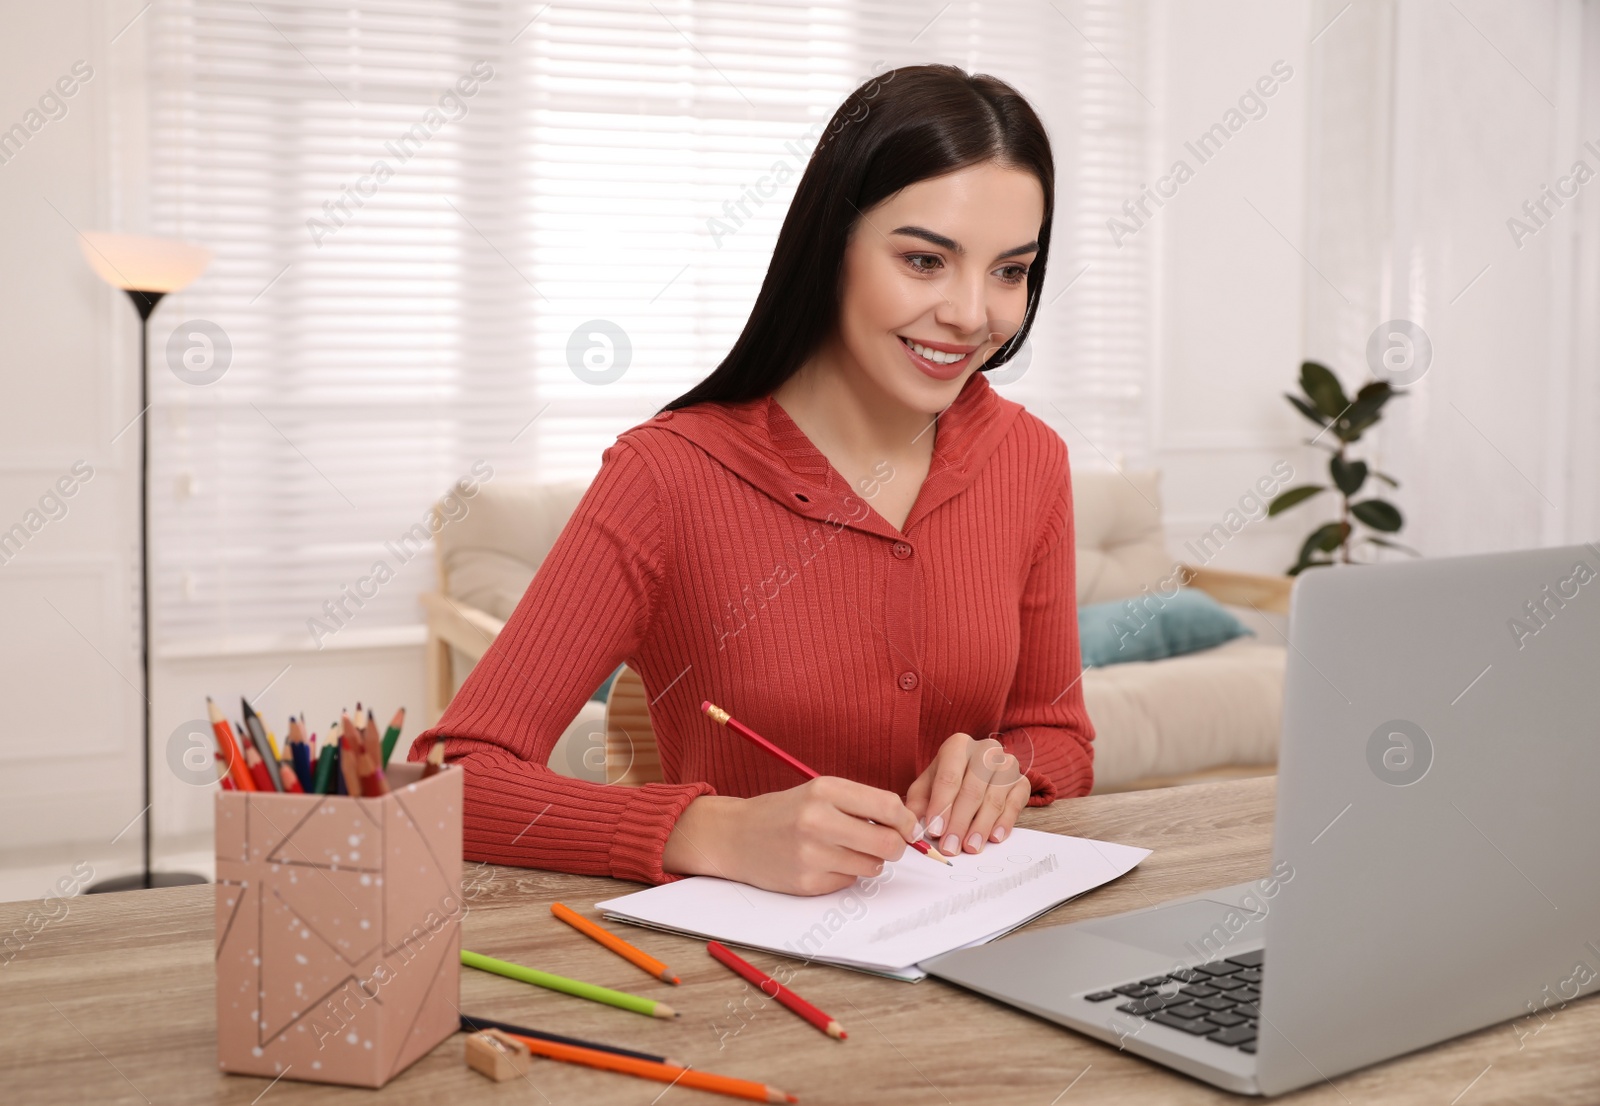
[662,777,920,896]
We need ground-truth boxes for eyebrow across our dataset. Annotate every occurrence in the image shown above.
[889,225,1039,261]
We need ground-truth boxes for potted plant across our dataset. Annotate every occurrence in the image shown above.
[1269,361,1418,574]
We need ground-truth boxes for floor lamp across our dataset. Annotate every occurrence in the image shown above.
[79,232,214,892]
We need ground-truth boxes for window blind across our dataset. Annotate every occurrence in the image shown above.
[145,0,1152,650]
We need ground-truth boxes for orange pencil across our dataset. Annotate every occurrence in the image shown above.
[338,712,364,796]
[551,902,680,985]
[498,1031,796,1103]
[356,707,389,794]
[206,697,256,791]
[359,705,384,765]
[708,940,846,1040]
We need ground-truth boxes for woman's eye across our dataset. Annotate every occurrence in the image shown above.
[997,264,1029,285]
[905,253,943,274]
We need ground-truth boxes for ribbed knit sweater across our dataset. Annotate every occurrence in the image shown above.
[408,370,1095,885]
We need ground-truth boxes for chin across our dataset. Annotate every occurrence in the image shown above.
[885,364,972,415]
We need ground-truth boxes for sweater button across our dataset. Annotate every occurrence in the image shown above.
[892,541,912,559]
[898,671,919,691]
[652,410,673,421]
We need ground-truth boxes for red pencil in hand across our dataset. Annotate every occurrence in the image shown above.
[708,941,846,1040]
[701,701,950,865]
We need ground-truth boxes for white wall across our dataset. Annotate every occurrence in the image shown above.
[0,2,145,887]
[1150,0,1320,579]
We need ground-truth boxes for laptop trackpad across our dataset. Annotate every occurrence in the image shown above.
[1076,898,1264,960]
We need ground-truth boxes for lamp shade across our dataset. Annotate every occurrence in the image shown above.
[79,231,212,293]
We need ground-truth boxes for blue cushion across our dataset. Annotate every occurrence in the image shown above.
[1077,587,1253,668]
[591,664,625,703]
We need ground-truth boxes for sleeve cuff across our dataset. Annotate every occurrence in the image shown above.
[609,780,718,884]
[1000,727,1094,805]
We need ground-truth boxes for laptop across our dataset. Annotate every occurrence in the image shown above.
[921,542,1600,1095]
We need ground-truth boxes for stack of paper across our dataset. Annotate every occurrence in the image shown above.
[595,828,1149,981]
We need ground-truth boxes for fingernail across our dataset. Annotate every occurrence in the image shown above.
[928,815,944,837]
[942,834,959,854]
[992,825,1008,843]
[966,832,983,853]
[912,819,925,839]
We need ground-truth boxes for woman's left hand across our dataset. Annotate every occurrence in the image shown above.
[904,732,1032,857]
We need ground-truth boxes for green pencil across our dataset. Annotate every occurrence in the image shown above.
[379,706,405,767]
[460,949,678,1019]
[312,743,337,794]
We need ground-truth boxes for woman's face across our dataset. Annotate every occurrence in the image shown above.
[834,161,1045,416]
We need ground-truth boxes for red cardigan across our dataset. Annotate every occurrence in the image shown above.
[409,371,1095,884]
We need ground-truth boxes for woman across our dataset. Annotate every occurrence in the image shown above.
[410,64,1094,896]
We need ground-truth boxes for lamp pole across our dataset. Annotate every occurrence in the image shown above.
[87,290,208,893]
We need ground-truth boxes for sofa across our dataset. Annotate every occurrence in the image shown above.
[422,469,1291,792]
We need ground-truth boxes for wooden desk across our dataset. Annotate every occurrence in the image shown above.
[2,777,1595,1104]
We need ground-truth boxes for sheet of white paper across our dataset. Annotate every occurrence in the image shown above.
[595,827,1149,974]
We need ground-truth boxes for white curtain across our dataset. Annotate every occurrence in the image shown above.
[143,0,1157,648]
[1302,0,1599,559]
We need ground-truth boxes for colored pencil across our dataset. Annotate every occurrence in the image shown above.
[458,1014,683,1067]
[551,902,680,984]
[206,698,255,791]
[339,717,364,797]
[241,698,285,792]
[357,744,388,796]
[420,738,446,778]
[243,743,275,792]
[312,743,337,795]
[289,717,314,792]
[708,940,846,1040]
[460,949,677,1019]
[359,704,384,766]
[338,735,362,797]
[274,739,304,793]
[214,752,236,791]
[700,701,949,864]
[496,1030,795,1103]
[380,706,405,767]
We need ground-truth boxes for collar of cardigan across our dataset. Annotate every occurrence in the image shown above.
[633,369,1024,540]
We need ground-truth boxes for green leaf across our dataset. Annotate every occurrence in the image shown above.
[1299,361,1349,420]
[1343,380,1397,423]
[1350,499,1403,532]
[1371,470,1400,488]
[1334,411,1382,444]
[1287,557,1336,576]
[1333,381,1405,443]
[1330,456,1368,496]
[1365,535,1421,556]
[1268,485,1327,516]
[1286,393,1329,427]
[1296,522,1350,569]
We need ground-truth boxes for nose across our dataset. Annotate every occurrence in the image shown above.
[933,268,989,339]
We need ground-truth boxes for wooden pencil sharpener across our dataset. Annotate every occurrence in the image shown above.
[465,1029,534,1082]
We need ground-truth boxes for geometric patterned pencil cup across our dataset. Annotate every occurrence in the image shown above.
[214,762,463,1087]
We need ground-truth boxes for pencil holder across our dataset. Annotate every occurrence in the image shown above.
[214,762,463,1088]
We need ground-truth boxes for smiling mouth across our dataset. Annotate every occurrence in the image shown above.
[898,336,976,366]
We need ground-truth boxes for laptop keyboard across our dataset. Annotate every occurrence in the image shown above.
[1083,949,1265,1053]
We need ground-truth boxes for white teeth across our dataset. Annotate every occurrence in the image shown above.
[904,338,967,365]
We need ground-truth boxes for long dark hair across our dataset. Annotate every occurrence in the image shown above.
[658,63,1055,413]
